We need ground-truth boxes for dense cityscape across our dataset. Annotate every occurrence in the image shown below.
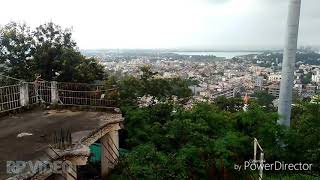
[83,49,320,106]
[1,0,320,179]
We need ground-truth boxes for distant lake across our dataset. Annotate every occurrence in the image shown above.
[173,51,262,59]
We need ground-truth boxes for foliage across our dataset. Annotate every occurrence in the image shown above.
[253,90,276,109]
[111,99,305,179]
[301,72,313,84]
[0,22,35,79]
[214,96,243,112]
[252,51,320,66]
[0,22,104,83]
[265,173,318,180]
[115,66,192,106]
[286,102,320,172]
[111,84,320,179]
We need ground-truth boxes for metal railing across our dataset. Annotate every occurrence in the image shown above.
[0,84,21,113]
[0,81,118,114]
[57,82,117,108]
[28,81,52,104]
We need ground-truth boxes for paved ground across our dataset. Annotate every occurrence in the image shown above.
[0,109,118,179]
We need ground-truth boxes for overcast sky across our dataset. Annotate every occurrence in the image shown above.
[0,0,319,50]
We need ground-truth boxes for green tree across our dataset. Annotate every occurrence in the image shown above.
[32,22,105,83]
[214,96,243,112]
[287,102,320,173]
[32,22,76,80]
[74,57,105,83]
[114,100,295,179]
[0,22,105,83]
[114,67,191,106]
[118,76,142,106]
[302,72,313,84]
[253,90,276,108]
[0,22,35,80]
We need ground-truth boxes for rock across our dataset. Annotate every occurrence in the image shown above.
[17,132,33,138]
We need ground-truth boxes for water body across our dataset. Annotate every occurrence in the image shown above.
[173,51,262,59]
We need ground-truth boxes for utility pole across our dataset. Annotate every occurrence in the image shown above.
[278,0,302,126]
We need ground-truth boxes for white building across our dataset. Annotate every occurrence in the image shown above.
[255,76,264,88]
[268,74,282,82]
[311,71,320,83]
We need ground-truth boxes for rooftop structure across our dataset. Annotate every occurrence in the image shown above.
[0,78,122,179]
[0,110,123,179]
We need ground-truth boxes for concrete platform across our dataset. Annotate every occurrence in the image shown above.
[0,109,122,179]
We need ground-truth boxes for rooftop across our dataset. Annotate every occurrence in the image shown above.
[0,109,122,179]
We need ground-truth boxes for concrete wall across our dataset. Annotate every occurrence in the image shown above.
[101,126,120,178]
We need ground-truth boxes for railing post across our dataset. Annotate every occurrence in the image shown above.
[19,82,29,107]
[259,152,264,180]
[51,81,59,104]
[254,139,257,162]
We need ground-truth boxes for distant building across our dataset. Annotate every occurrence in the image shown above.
[199,91,209,98]
[294,84,303,96]
[210,88,236,99]
[255,76,264,90]
[268,84,281,98]
[162,72,176,78]
[267,83,298,98]
[189,85,203,96]
[268,73,282,82]
[302,84,317,98]
[311,71,320,83]
[273,98,279,107]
